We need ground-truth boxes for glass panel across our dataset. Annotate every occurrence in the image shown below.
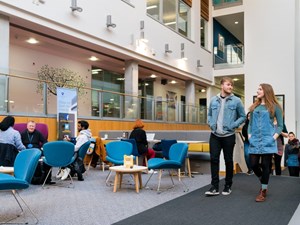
[124,95,139,119]
[147,0,160,20]
[0,75,7,113]
[9,76,44,115]
[201,18,208,49]
[178,1,190,37]
[163,0,177,29]
[102,92,121,118]
[91,90,100,117]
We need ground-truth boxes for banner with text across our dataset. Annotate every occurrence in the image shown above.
[57,87,78,140]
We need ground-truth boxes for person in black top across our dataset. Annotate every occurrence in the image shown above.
[21,121,47,149]
[21,121,54,184]
[242,112,254,175]
[129,119,156,163]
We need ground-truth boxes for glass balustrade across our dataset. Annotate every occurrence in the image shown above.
[0,73,207,124]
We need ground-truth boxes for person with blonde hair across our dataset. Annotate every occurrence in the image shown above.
[248,83,283,202]
[129,119,155,164]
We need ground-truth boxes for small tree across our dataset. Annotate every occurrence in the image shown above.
[36,65,86,96]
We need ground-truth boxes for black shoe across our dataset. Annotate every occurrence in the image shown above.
[46,181,56,185]
[205,186,219,196]
[222,185,232,195]
[246,170,254,175]
[78,177,84,181]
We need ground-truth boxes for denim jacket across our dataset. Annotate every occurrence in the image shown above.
[207,94,246,135]
[248,105,283,154]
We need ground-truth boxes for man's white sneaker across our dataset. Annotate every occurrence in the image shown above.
[148,169,157,174]
[61,168,71,180]
[56,169,64,179]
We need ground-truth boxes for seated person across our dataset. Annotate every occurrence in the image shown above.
[0,116,26,151]
[58,120,92,181]
[0,116,25,166]
[129,119,155,164]
[21,120,47,149]
[20,120,54,184]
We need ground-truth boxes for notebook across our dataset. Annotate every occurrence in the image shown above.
[146,133,155,141]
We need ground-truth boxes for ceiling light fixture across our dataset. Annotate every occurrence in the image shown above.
[106,15,116,28]
[150,74,157,78]
[26,38,39,44]
[146,5,157,10]
[170,80,177,84]
[89,56,99,61]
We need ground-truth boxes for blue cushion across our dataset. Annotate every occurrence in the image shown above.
[0,173,29,190]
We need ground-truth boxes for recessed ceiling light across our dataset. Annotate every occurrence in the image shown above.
[233,78,239,81]
[170,80,177,84]
[235,21,239,24]
[89,56,99,61]
[150,74,157,78]
[26,38,39,44]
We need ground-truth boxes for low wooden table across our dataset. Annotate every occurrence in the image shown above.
[109,165,148,193]
[0,166,14,175]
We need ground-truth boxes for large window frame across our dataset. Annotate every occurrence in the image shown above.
[147,0,191,38]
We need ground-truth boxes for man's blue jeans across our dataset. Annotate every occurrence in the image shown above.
[209,133,236,189]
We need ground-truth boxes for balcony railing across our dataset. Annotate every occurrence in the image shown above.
[0,73,207,124]
[213,44,244,69]
[213,0,243,9]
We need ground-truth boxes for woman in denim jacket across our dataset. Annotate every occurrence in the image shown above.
[248,83,283,202]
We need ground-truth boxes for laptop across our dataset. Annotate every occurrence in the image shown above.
[146,133,156,141]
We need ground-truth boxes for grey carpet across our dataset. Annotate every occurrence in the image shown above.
[113,174,300,225]
[0,167,211,225]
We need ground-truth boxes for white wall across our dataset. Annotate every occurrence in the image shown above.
[0,0,213,84]
[244,0,296,133]
[9,45,91,116]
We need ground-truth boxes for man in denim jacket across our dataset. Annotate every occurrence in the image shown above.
[205,77,246,196]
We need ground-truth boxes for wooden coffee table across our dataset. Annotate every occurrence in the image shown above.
[109,165,148,193]
[0,166,14,175]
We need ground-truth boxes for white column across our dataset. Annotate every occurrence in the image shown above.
[124,60,139,119]
[185,80,195,122]
[0,14,9,112]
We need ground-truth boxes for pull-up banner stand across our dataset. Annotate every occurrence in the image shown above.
[57,87,78,140]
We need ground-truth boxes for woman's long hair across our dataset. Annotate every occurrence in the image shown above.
[133,119,144,129]
[249,83,282,116]
[0,116,15,131]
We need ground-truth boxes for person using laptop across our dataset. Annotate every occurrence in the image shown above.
[129,119,156,165]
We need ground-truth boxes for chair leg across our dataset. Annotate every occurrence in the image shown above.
[105,170,112,186]
[157,169,163,193]
[42,168,52,189]
[144,171,155,188]
[0,190,39,224]
[186,157,192,178]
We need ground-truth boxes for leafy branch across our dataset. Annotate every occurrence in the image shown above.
[36,65,86,96]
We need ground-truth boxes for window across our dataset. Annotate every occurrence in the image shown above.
[147,0,160,20]
[147,0,191,38]
[201,17,208,49]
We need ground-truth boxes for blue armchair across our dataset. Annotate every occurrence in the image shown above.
[121,139,147,166]
[144,143,189,193]
[0,148,41,224]
[42,141,76,188]
[105,141,133,185]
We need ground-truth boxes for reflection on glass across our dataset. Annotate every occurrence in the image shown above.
[147,0,160,20]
